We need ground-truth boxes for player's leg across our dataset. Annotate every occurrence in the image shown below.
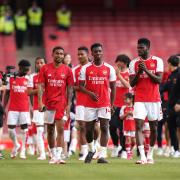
[7,111,20,158]
[20,123,28,159]
[47,123,56,163]
[92,121,100,159]
[55,119,65,163]
[156,120,164,156]
[147,121,158,163]
[125,135,131,160]
[109,108,120,157]
[78,120,88,160]
[33,110,46,160]
[19,112,31,159]
[134,102,147,164]
[97,117,109,163]
[84,120,96,163]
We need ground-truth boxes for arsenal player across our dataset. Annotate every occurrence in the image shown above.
[129,38,164,164]
[38,46,74,164]
[79,43,116,163]
[4,60,32,159]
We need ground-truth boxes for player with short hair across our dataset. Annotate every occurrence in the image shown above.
[38,46,74,164]
[110,54,130,158]
[73,46,90,160]
[79,43,116,163]
[129,38,164,164]
[28,57,46,160]
[3,59,33,159]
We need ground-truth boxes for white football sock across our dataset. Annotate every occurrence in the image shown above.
[147,146,154,160]
[51,147,56,158]
[88,141,95,153]
[69,138,77,152]
[138,145,147,160]
[8,128,19,147]
[37,127,45,155]
[21,129,28,151]
[80,144,88,155]
[56,147,63,160]
[98,146,107,159]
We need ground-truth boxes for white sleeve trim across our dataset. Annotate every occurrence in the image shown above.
[152,56,164,73]
[129,58,138,75]
[120,106,125,117]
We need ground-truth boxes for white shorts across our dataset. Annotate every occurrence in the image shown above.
[124,131,135,137]
[84,107,111,122]
[64,130,70,142]
[32,110,45,126]
[75,106,85,121]
[7,111,31,126]
[134,102,162,121]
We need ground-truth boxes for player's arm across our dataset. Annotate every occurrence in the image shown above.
[79,81,98,101]
[27,87,38,95]
[66,84,73,117]
[38,83,45,112]
[3,89,10,109]
[109,81,116,107]
[115,66,130,88]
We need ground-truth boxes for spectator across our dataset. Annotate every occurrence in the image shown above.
[14,9,27,49]
[162,55,180,157]
[28,1,43,46]
[56,4,71,31]
[3,9,14,35]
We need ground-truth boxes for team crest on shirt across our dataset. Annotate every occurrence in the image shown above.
[103,70,107,75]
[150,63,155,68]
[61,73,65,78]
[23,80,28,85]
[90,71,93,75]
[48,74,52,77]
[12,81,16,85]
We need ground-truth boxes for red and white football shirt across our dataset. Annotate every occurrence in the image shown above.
[7,75,33,112]
[31,73,46,110]
[73,64,89,106]
[79,62,116,108]
[114,70,129,107]
[120,105,135,131]
[129,56,164,102]
[38,63,74,110]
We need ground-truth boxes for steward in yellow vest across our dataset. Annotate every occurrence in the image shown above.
[56,5,71,31]
[14,10,27,49]
[28,1,43,46]
[3,10,14,35]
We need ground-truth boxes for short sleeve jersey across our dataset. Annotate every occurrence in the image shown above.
[114,70,130,107]
[129,56,164,102]
[30,73,46,110]
[79,62,116,108]
[120,105,135,131]
[38,63,74,108]
[7,75,33,111]
[72,64,89,106]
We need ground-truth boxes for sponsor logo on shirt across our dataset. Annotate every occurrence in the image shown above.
[12,85,27,93]
[48,79,64,87]
[89,76,106,84]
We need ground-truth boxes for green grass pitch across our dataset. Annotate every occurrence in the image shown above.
[0,152,180,180]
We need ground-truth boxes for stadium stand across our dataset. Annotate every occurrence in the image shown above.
[0,35,16,71]
[43,9,180,66]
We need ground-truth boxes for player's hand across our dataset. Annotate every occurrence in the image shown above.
[111,106,115,115]
[89,92,99,101]
[38,103,45,112]
[138,61,147,72]
[114,65,120,75]
[174,104,180,112]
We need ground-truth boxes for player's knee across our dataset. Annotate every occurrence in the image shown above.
[100,124,109,135]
